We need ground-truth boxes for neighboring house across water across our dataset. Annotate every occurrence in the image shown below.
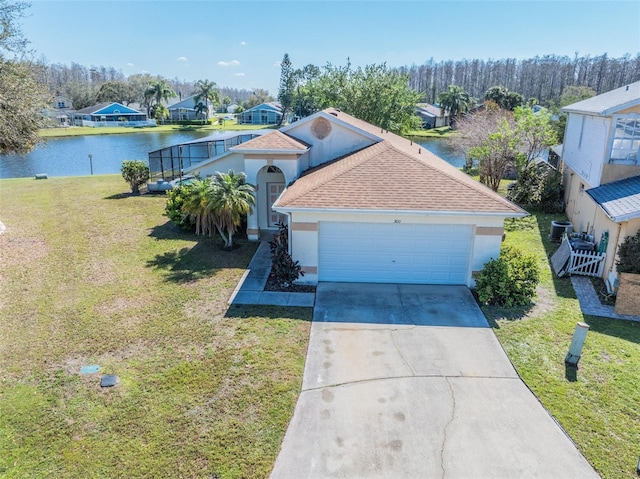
[416,103,449,129]
[72,102,154,127]
[236,102,290,125]
[167,95,215,121]
[557,81,640,286]
[183,108,526,286]
[226,104,239,114]
[43,95,74,126]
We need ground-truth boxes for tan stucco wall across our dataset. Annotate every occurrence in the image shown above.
[617,105,640,115]
[564,165,640,279]
[284,114,377,167]
[189,152,245,178]
[601,164,640,184]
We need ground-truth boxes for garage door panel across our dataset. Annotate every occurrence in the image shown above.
[319,222,472,285]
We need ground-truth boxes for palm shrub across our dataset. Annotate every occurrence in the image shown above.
[174,171,255,250]
[121,160,149,195]
[616,230,640,274]
[269,222,304,288]
[475,244,540,306]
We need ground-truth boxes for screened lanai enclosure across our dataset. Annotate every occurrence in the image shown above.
[147,131,266,181]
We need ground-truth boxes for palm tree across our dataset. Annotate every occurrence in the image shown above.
[180,178,216,237]
[144,80,177,116]
[210,170,255,250]
[193,102,208,124]
[437,85,476,126]
[193,79,220,121]
[153,104,169,124]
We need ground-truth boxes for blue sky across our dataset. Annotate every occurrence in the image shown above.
[23,0,640,95]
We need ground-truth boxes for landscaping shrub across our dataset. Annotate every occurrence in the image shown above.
[475,244,540,306]
[507,161,564,212]
[165,185,196,232]
[121,159,149,195]
[616,230,640,274]
[269,222,304,288]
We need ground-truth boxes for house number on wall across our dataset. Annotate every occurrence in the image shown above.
[394,219,401,223]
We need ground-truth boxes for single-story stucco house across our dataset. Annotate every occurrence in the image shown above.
[72,102,154,127]
[185,108,526,286]
[236,101,287,125]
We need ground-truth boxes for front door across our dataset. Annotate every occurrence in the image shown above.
[267,182,286,227]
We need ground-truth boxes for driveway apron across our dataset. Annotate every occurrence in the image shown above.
[270,283,599,479]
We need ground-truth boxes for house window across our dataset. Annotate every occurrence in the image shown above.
[610,115,640,164]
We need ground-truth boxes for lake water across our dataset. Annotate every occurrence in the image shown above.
[0,131,464,179]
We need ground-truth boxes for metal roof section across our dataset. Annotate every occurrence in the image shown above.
[586,175,640,222]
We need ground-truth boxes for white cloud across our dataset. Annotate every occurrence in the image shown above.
[240,41,247,45]
[126,62,134,67]
[234,73,245,77]
[273,61,281,67]
[218,60,240,67]
[178,56,188,62]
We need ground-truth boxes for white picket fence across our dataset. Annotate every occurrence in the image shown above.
[566,241,606,277]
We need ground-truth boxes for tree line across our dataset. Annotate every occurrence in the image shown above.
[397,53,640,105]
[41,61,262,111]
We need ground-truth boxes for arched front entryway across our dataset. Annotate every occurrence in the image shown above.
[254,165,286,233]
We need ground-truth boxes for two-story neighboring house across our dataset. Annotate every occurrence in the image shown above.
[560,81,640,286]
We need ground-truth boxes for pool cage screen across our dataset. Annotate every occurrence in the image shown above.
[148,133,262,181]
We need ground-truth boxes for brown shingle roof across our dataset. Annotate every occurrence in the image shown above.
[276,114,525,215]
[232,130,309,151]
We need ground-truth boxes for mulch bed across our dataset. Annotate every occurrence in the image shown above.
[264,269,316,293]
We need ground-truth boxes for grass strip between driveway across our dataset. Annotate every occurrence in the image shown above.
[0,175,311,478]
[487,214,640,479]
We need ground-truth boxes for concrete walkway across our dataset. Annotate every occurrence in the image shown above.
[571,275,640,321]
[228,241,315,307]
[271,283,599,479]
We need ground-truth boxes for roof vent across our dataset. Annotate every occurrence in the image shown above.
[626,85,629,91]
[419,148,421,154]
[329,112,338,117]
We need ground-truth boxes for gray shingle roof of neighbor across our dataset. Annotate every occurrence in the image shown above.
[562,81,640,116]
[586,175,640,222]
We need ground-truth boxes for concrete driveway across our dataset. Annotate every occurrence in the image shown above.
[270,283,599,479]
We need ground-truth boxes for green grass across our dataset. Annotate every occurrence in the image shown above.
[406,126,454,137]
[40,122,270,138]
[0,176,311,478]
[2,175,638,478]
[486,213,640,479]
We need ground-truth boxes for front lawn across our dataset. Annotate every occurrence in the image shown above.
[487,213,640,479]
[0,176,311,478]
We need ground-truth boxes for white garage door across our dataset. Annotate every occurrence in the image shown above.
[318,222,473,284]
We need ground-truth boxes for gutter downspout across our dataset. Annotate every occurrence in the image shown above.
[609,223,623,275]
